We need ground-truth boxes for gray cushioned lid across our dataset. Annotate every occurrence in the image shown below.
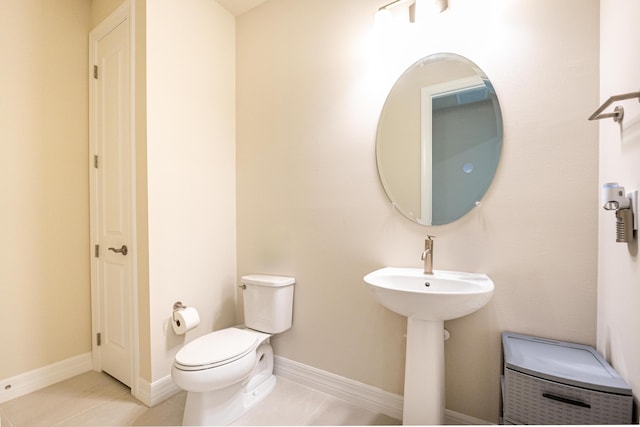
[502,332,631,395]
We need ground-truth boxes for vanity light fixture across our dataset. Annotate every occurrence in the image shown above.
[435,0,449,13]
[377,0,416,23]
[378,0,415,12]
[601,183,638,243]
[376,0,449,23]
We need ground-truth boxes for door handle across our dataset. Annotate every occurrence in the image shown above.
[108,245,128,256]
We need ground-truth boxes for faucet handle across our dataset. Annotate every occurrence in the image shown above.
[424,235,435,250]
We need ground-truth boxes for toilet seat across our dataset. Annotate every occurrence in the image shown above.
[175,328,259,371]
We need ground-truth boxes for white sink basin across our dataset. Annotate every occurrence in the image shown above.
[364,267,494,321]
[364,267,494,424]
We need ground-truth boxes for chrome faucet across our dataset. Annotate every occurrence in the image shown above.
[421,235,435,274]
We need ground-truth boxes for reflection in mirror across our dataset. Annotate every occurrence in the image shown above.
[376,53,503,226]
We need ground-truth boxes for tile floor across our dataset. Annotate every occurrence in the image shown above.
[0,371,399,426]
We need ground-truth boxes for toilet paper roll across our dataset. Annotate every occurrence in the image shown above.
[172,307,200,335]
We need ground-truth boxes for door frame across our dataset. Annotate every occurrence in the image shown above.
[420,76,484,225]
[89,0,140,397]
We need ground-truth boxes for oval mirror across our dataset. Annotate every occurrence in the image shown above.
[376,53,503,226]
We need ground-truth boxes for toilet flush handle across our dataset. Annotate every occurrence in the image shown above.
[238,284,246,290]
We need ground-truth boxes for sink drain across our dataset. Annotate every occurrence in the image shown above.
[424,282,431,287]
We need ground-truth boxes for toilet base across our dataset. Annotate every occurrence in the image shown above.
[181,341,276,426]
[243,372,276,411]
[182,374,276,426]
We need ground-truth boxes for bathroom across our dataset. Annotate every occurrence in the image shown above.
[1,0,638,424]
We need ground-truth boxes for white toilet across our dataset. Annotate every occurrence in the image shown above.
[171,274,295,426]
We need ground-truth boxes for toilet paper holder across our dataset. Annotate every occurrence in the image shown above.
[173,301,187,322]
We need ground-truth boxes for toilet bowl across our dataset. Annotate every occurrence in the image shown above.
[171,274,295,426]
[172,327,275,425]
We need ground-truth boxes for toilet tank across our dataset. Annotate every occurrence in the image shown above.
[241,274,295,334]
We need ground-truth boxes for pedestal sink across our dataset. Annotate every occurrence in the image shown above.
[364,267,494,425]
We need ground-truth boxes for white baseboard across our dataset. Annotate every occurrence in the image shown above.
[0,353,181,409]
[274,355,404,420]
[0,353,92,404]
[445,409,493,425]
[134,377,153,407]
[133,355,492,425]
[274,356,493,425]
[136,375,181,407]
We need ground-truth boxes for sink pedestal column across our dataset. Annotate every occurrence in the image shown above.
[402,318,445,425]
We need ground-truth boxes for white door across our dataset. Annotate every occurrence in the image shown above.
[90,11,133,387]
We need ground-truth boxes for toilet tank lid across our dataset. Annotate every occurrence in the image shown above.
[241,274,295,287]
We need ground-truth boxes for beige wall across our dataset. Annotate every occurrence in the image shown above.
[0,1,609,422]
[90,0,237,384]
[133,0,151,383]
[0,0,235,393]
[90,0,125,29]
[0,0,91,379]
[237,0,599,422]
[146,0,237,381]
[597,0,640,414]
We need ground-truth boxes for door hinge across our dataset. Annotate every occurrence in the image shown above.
[94,244,99,258]
[97,333,102,346]
[94,155,98,168]
[93,65,98,79]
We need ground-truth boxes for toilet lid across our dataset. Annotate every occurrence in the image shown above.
[175,328,259,370]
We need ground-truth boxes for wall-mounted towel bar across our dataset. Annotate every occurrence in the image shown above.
[589,90,640,123]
